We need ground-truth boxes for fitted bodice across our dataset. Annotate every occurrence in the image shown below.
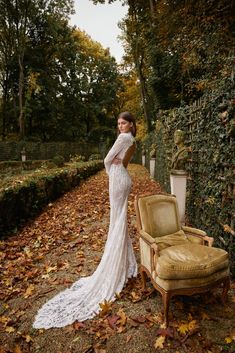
[104,132,135,174]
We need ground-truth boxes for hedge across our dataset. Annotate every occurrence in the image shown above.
[0,160,104,237]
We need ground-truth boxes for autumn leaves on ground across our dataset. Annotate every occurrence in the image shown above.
[0,165,234,353]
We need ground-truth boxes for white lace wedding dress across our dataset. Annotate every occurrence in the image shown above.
[33,132,138,329]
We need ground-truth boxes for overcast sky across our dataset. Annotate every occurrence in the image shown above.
[69,0,128,63]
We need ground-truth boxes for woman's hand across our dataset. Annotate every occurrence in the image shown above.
[112,157,122,165]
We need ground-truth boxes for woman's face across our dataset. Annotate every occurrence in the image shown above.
[118,117,132,133]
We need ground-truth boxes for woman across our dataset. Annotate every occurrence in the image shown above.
[33,112,138,329]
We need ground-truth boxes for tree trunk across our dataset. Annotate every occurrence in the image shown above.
[129,1,152,132]
[18,54,25,140]
[1,77,8,140]
[136,63,152,132]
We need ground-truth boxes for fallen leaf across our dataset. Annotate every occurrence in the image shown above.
[154,335,165,349]
[0,347,6,353]
[14,345,23,353]
[22,334,33,342]
[117,308,127,326]
[177,323,189,335]
[5,326,15,333]
[45,265,57,273]
[156,327,174,338]
[131,315,146,324]
[98,299,112,316]
[117,325,125,333]
[94,349,107,353]
[146,313,163,324]
[107,315,119,329]
[0,315,10,325]
[73,321,86,330]
[130,291,141,302]
[201,312,211,320]
[177,320,198,335]
[24,284,35,298]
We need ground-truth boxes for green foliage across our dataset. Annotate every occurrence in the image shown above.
[52,155,65,167]
[145,79,235,276]
[89,153,102,161]
[118,0,235,126]
[69,154,86,163]
[0,1,122,141]
[0,160,104,237]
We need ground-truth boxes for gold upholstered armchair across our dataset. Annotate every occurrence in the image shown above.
[135,193,230,325]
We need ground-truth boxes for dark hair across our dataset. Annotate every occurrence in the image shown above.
[118,111,137,137]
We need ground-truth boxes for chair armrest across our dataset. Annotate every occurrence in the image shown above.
[182,226,214,246]
[139,230,160,273]
[150,243,160,273]
[139,229,155,244]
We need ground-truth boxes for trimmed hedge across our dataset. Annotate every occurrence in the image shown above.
[0,160,104,237]
[0,160,46,174]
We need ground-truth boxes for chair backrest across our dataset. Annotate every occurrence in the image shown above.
[136,194,181,238]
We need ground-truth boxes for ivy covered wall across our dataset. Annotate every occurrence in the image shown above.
[145,79,235,276]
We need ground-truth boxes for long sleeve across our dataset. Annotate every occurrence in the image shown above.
[104,133,131,174]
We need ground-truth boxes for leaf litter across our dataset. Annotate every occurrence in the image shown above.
[0,165,234,353]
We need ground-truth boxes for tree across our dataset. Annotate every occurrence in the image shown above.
[0,0,74,140]
[71,29,122,142]
[92,0,235,109]
[0,0,15,139]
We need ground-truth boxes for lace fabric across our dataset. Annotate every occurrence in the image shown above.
[33,132,138,329]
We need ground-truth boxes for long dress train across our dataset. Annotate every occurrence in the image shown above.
[32,132,138,329]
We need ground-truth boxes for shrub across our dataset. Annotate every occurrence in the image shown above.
[0,160,104,237]
[89,153,102,161]
[69,154,86,163]
[52,155,64,167]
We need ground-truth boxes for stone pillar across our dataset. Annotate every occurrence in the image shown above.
[142,154,145,165]
[150,158,155,177]
[170,170,187,224]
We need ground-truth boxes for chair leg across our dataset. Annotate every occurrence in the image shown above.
[162,291,171,327]
[140,267,147,290]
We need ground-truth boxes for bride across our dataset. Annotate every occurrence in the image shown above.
[33,111,138,329]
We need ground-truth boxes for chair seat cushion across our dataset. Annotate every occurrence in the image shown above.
[154,230,189,251]
[154,267,230,291]
[157,243,229,280]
